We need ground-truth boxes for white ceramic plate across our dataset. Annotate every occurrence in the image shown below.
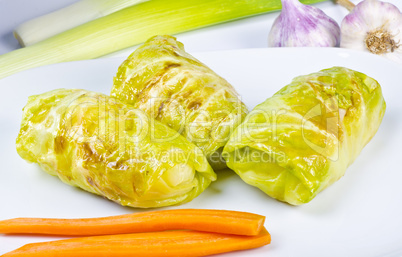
[0,48,401,257]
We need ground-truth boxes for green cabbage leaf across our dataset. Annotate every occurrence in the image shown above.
[111,35,248,170]
[223,67,386,205]
[16,89,216,208]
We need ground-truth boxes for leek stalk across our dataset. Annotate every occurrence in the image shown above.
[0,0,327,80]
[14,0,148,47]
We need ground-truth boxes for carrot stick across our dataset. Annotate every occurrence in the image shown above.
[1,228,271,257]
[0,209,265,236]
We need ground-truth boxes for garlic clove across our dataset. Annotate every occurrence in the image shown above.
[268,0,341,47]
[340,0,402,64]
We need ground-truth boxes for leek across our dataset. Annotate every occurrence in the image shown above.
[14,0,148,47]
[0,0,327,80]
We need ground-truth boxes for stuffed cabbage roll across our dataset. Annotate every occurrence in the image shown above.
[16,89,216,208]
[223,67,386,205]
[111,35,248,170]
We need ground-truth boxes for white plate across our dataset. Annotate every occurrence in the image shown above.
[0,48,401,257]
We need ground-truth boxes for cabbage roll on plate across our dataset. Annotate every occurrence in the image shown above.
[223,67,386,205]
[16,89,216,208]
[111,35,248,170]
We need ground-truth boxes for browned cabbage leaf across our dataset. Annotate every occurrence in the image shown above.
[223,67,386,205]
[16,89,216,208]
[111,35,248,170]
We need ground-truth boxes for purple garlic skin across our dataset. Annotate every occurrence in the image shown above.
[268,0,341,47]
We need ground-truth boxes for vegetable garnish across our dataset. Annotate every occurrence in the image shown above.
[0,0,327,80]
[0,209,265,236]
[14,0,148,47]
[1,228,271,257]
[268,0,340,47]
[337,0,402,64]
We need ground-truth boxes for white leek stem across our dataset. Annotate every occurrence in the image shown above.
[0,0,328,80]
[13,0,148,47]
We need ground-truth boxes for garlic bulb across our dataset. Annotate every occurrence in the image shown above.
[268,0,341,47]
[340,0,402,64]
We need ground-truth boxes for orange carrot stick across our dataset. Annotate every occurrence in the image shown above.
[0,209,265,236]
[1,228,271,257]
